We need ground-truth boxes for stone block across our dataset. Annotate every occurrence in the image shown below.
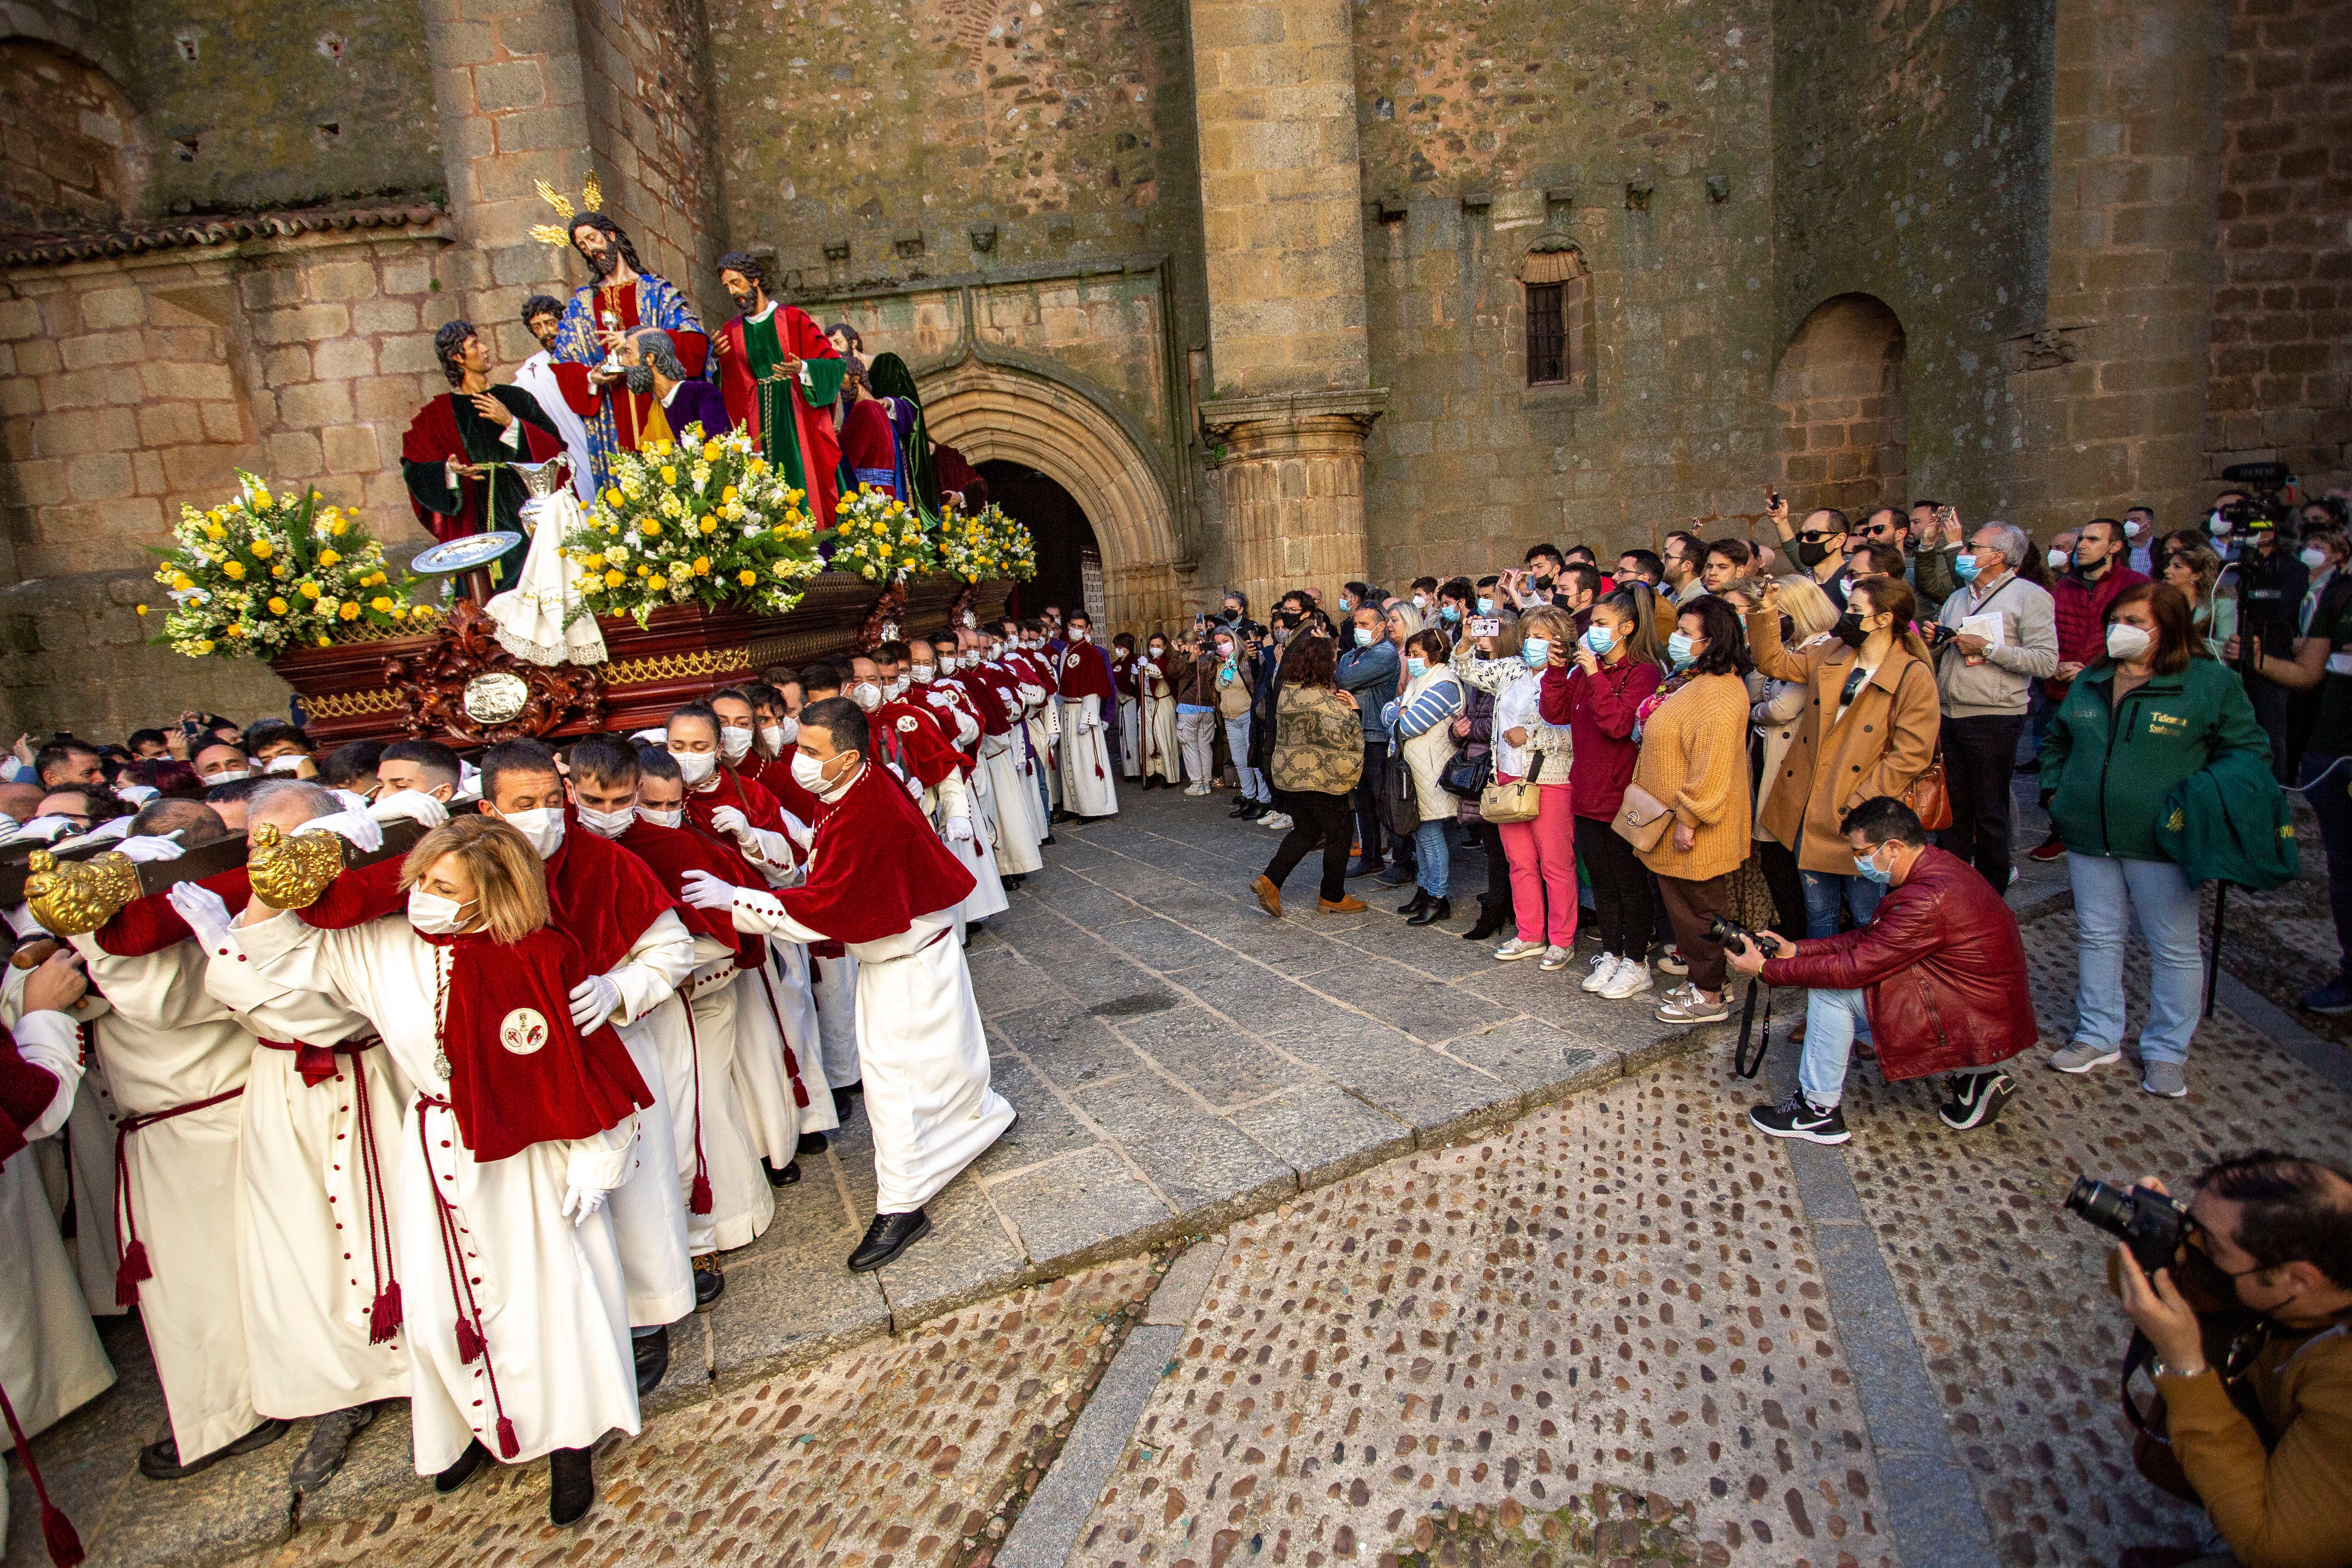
[269,431,325,478]
[987,1144,1176,1269]
[321,425,381,473]
[277,380,355,429]
[378,334,445,377]
[135,403,201,448]
[307,260,380,303]
[12,337,60,376]
[79,288,146,331]
[162,442,243,492]
[252,303,350,346]
[261,346,312,388]
[354,374,427,422]
[313,338,377,380]
[66,452,132,502]
[59,331,142,371]
[0,299,43,340]
[199,401,245,444]
[472,58,548,113]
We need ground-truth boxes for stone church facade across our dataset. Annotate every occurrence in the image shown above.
[0,0,2340,733]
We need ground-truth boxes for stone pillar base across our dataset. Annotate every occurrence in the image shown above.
[1201,389,1387,614]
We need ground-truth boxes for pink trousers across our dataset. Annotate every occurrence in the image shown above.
[1498,782,1579,947]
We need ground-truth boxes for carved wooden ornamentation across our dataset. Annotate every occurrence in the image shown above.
[380,601,605,744]
[856,577,910,653]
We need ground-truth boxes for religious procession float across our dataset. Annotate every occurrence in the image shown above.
[141,439,1035,748]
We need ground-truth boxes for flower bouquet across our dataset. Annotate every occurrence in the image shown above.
[562,425,824,628]
[826,485,939,582]
[940,501,1037,583]
[150,475,437,658]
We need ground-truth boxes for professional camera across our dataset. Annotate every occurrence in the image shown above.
[1705,912,1758,957]
[2064,1175,2191,1272]
[2217,461,2294,534]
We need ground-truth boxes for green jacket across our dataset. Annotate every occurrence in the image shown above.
[2043,658,2270,861]
[2155,747,2301,889]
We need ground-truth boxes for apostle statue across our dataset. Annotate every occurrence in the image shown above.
[399,320,565,593]
[511,293,598,505]
[608,327,733,449]
[713,252,845,530]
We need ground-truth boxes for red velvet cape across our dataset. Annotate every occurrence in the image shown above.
[398,392,564,538]
[741,748,820,824]
[615,813,760,966]
[782,760,976,944]
[94,865,254,956]
[870,699,972,791]
[0,1025,60,1167]
[1056,642,1116,704]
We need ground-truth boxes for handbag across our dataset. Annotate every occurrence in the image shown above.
[1441,743,1493,800]
[1478,748,1544,824]
[1610,781,1675,852]
[1903,750,1954,832]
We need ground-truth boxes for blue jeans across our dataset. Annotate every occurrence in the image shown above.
[1799,864,1884,938]
[1225,713,1268,802]
[2298,751,2352,974]
[1412,820,1452,898]
[1797,987,1872,1109]
[2067,851,2204,1066]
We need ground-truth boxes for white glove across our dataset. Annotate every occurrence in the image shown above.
[943,813,974,843]
[169,882,236,951]
[305,808,383,852]
[559,1184,608,1226]
[680,869,741,911]
[709,805,759,846]
[368,789,448,829]
[117,784,160,805]
[14,816,75,842]
[113,830,185,864]
[568,971,622,1030]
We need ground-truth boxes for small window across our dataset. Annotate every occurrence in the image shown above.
[1526,282,1566,385]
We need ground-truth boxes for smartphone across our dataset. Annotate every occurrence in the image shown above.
[1470,616,1502,638]
[1767,488,1782,511]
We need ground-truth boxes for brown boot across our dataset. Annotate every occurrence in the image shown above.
[1318,894,1369,913]
[1252,873,1283,919]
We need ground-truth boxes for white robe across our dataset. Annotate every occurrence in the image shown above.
[731,940,839,1163]
[1057,691,1121,818]
[67,934,261,1461]
[223,910,641,1474]
[808,946,861,1090]
[587,910,701,1327]
[1140,665,1182,784]
[736,900,1012,1214]
[512,348,598,505]
[0,1011,114,1451]
[1118,693,1143,778]
[676,937,777,1253]
[933,771,1009,925]
[979,734,1044,876]
[1,970,123,1318]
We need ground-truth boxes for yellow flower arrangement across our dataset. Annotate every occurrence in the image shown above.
[826,484,940,582]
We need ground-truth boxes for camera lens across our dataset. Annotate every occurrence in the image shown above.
[2064,1176,2132,1232]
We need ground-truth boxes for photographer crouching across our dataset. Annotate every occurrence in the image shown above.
[2079,1155,2352,1568]
[1725,796,2040,1144]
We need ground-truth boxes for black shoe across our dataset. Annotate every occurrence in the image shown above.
[633,1325,671,1396]
[693,1256,725,1309]
[797,1130,830,1155]
[833,1082,862,1123]
[846,1207,932,1272]
[1345,856,1385,879]
[289,1402,378,1494]
[1228,798,1257,818]
[1937,1070,2016,1130]
[1039,834,1057,847]
[549,1446,596,1528]
[1001,875,1019,891]
[762,1157,801,1187]
[2013,757,2042,775]
[139,1417,290,1480]
[1051,808,1078,824]
[1462,897,1511,941]
[1748,1093,1850,1145]
[1396,888,1432,916]
[1406,896,1451,928]
[434,1437,492,1496]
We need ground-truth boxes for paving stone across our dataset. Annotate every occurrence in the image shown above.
[1229,1082,1417,1187]
[997,1323,1186,1568]
[991,998,1147,1092]
[1440,1014,1623,1102]
[705,1221,892,1394]
[967,942,1063,1016]
[1308,956,1519,1043]
[1267,1019,1520,1141]
[1114,1004,1313,1106]
[968,1057,1102,1180]
[1071,1073,1299,1223]
[1143,1237,1229,1326]
[876,1172,1031,1326]
[989,1145,1178,1268]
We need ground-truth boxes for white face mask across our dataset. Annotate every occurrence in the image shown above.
[760,721,790,751]
[938,655,958,673]
[793,748,856,799]
[2303,547,2331,571]
[2123,520,2142,538]
[577,803,635,839]
[910,664,934,684]
[2210,511,2233,536]
[205,767,251,784]
[885,675,910,699]
[2106,623,2154,662]
[497,805,565,858]
[2047,548,2069,570]
[718,725,754,763]
[638,803,683,829]
[672,747,717,785]
[851,683,882,710]
[1069,627,1089,642]
[1412,594,1428,610]
[1149,645,1165,658]
[407,887,476,935]
[265,753,307,775]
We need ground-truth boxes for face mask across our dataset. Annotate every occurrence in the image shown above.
[1406,656,1428,679]
[1354,626,1377,648]
[886,675,910,699]
[1149,645,1165,658]
[851,683,882,711]
[2046,548,2068,570]
[266,753,307,775]
[1667,631,1699,669]
[1068,627,1089,642]
[206,767,251,784]
[2105,623,2153,662]
[2302,547,2330,571]
[1216,643,1234,661]
[578,803,635,839]
[1439,605,1461,624]
[1851,848,1894,886]
[1795,539,1835,569]
[760,722,789,751]
[718,724,755,762]
[790,749,830,794]
[1833,612,1868,649]
[1521,637,1550,669]
[910,664,934,684]
[2123,520,2142,538]
[673,747,718,785]
[2211,513,2233,537]
[1952,554,1981,584]
[1412,594,1427,610]
[498,805,565,858]
[639,804,683,829]
[1583,625,1616,656]
[1476,597,1495,616]
[407,888,477,935]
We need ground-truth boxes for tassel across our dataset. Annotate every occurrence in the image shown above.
[454,1318,484,1364]
[495,1417,519,1460]
[42,1501,84,1568]
[368,1282,403,1345]
[689,1173,713,1215]
[114,1240,151,1307]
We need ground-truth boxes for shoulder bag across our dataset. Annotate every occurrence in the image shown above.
[1442,744,1493,800]
[1610,781,1675,853]
[1478,748,1544,824]
[1895,666,1954,831]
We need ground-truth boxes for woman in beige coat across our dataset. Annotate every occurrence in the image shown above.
[1738,573,1943,937]
[1749,575,1841,936]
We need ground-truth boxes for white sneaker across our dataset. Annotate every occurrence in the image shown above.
[1493,937,1544,962]
[1599,957,1654,999]
[1581,954,1620,993]
[1259,812,1293,830]
[1538,945,1574,972]
[1185,783,1210,796]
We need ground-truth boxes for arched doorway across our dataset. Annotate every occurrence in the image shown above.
[981,462,1103,623]
[1772,294,1908,520]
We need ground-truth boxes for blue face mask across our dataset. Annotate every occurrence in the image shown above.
[1667,631,1699,668]
[1406,656,1428,679]
[1952,553,1981,583]
[1583,624,1616,656]
[1520,637,1550,669]
[1853,847,1894,885]
[1476,597,1495,616]
[1439,605,1461,624]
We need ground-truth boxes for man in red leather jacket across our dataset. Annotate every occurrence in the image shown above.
[1731,796,2039,1144]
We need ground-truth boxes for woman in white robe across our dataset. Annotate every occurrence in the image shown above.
[1140,640,1183,786]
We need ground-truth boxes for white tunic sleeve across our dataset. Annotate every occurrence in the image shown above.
[605,910,695,1026]
[68,934,233,1032]
[10,1008,83,1138]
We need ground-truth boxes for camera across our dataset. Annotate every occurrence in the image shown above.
[1705,913,1758,957]
[1923,620,1960,650]
[2064,1176,2190,1272]
[2218,460,2295,536]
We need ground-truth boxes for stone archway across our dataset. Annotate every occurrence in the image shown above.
[1773,294,1908,521]
[918,354,1185,633]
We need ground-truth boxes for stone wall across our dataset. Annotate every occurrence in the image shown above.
[0,38,146,232]
[2206,0,2352,496]
[573,0,725,301]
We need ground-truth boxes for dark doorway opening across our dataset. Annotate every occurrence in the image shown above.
[980,461,1099,623]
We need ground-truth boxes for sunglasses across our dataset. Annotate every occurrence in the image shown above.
[1797,529,1842,543]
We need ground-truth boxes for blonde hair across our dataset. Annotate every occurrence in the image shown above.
[1773,574,1841,642]
[1517,605,1576,648]
[400,815,551,945]
[1386,600,1424,640]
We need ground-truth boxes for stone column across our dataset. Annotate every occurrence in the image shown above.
[1187,0,1384,607]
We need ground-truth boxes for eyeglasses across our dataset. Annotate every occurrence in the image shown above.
[1797,529,1842,543]
[1859,522,1899,539]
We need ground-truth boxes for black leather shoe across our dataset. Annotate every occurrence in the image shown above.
[1228,798,1256,818]
[1396,888,1431,916]
[1345,856,1384,879]
[139,1417,290,1480]
[846,1208,932,1272]
[833,1081,862,1123]
[1050,808,1078,824]
[797,1130,830,1155]
[633,1325,670,1396]
[1040,834,1057,847]
[762,1157,801,1187]
[693,1256,725,1309]
[289,1402,378,1494]
[1406,896,1452,928]
[548,1446,596,1528]
[434,1437,492,1495]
